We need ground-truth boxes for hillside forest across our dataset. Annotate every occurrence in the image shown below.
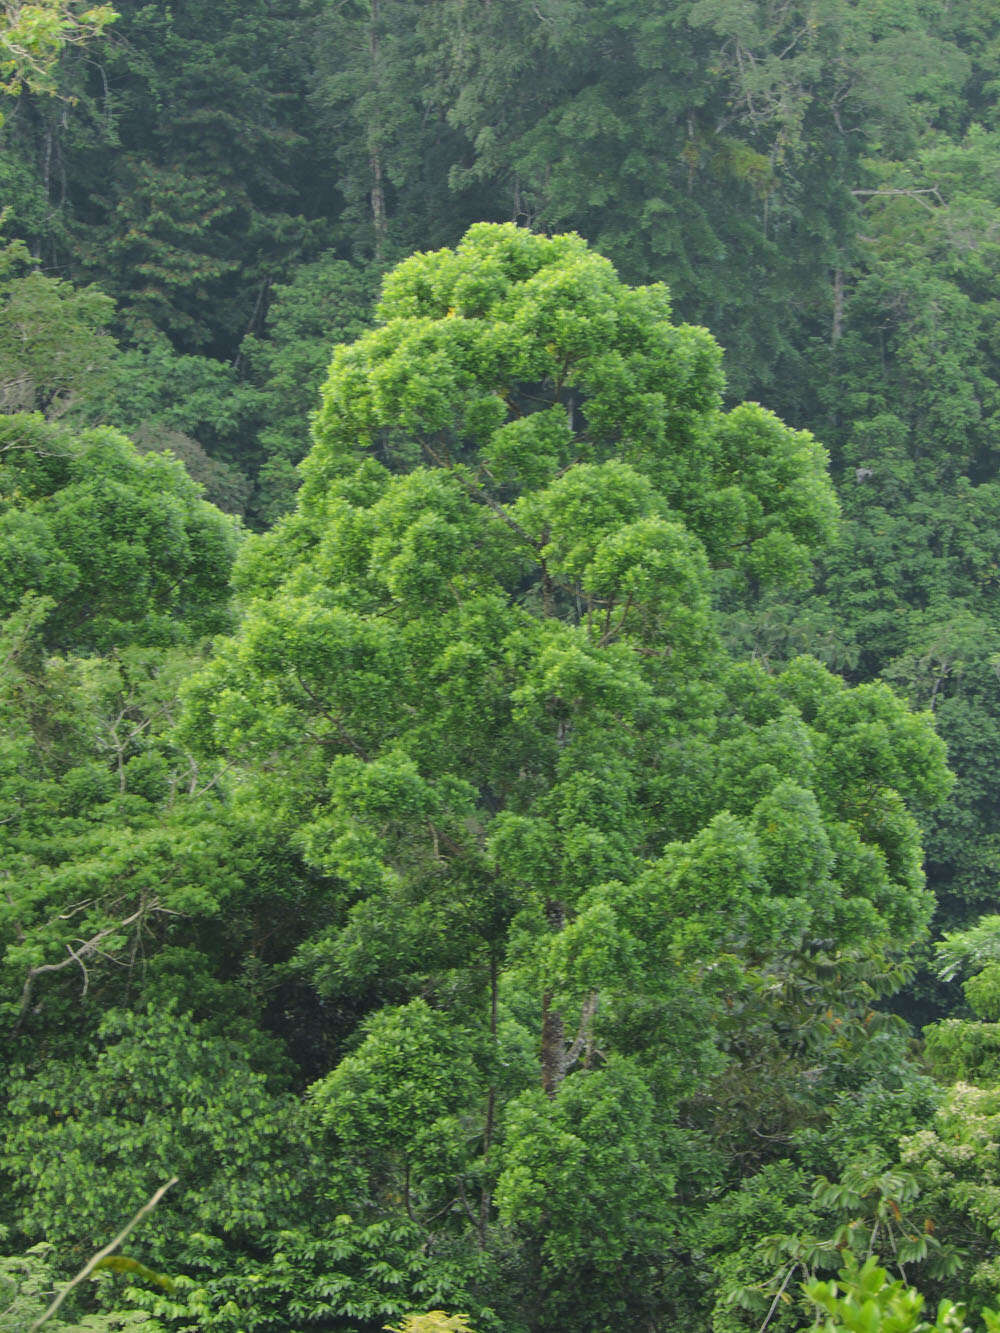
[5,1,1000,1330]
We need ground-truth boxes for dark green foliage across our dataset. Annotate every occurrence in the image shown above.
[62,0,329,356]
[239,253,379,524]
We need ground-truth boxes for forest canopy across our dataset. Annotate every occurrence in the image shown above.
[4,2,1000,1330]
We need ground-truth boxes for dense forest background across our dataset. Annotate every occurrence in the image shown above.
[5,1,1000,1329]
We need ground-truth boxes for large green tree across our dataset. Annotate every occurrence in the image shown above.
[176,224,949,1330]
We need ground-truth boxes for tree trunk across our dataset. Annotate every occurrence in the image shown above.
[370,149,387,258]
[368,0,387,259]
[479,953,499,1242]
[540,988,566,1097]
[540,898,566,1096]
[832,266,844,346]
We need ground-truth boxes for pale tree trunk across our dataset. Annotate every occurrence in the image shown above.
[832,266,844,346]
[370,149,387,257]
[540,987,566,1097]
[539,900,600,1096]
[368,0,387,259]
[541,898,567,1097]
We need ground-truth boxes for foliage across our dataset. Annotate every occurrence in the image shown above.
[0,1242,161,1327]
[384,1315,476,1333]
[1,1005,311,1267]
[0,415,243,1080]
[6,6,1000,1321]
[0,0,115,100]
[803,1255,999,1333]
[63,0,326,356]
[178,223,949,1329]
[0,1241,161,1328]
[0,246,116,416]
[239,252,378,524]
[704,1070,951,1331]
[0,413,237,651]
[901,1087,1000,1317]
[126,1214,498,1331]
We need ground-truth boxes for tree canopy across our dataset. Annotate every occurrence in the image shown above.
[170,224,951,1329]
[6,2,1000,1326]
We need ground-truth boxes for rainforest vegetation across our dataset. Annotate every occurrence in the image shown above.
[4,1,1000,1329]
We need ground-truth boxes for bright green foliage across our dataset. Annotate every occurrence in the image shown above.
[810,1161,947,1274]
[494,1058,681,1325]
[181,224,949,1328]
[310,999,483,1216]
[0,0,115,100]
[385,1315,477,1333]
[0,614,231,1027]
[703,1161,830,1332]
[0,244,116,416]
[803,1255,999,1333]
[0,413,237,651]
[1,1006,310,1267]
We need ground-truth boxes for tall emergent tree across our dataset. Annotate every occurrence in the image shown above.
[178,224,949,1330]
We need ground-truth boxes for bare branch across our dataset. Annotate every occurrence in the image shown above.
[294,672,371,761]
[851,187,944,213]
[16,899,161,1026]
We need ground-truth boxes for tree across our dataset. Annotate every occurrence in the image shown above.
[180,224,950,1328]
[734,121,1000,968]
[804,1255,1000,1333]
[237,252,378,524]
[0,413,237,651]
[0,0,115,101]
[0,415,242,1063]
[417,0,970,414]
[385,1316,477,1333]
[2,1005,313,1270]
[14,0,329,356]
[0,1240,161,1329]
[0,240,116,416]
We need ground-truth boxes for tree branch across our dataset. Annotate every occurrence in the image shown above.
[29,1177,178,1331]
[16,900,161,1026]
